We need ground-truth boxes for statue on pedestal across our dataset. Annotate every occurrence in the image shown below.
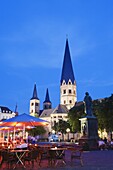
[84,92,93,116]
[79,92,98,150]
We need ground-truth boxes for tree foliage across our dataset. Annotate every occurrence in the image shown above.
[27,126,46,136]
[52,119,71,134]
[68,102,84,132]
[68,94,113,133]
[93,94,113,132]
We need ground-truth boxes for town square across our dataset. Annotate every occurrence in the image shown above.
[0,0,113,169]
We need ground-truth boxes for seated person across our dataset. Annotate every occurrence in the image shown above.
[16,139,28,149]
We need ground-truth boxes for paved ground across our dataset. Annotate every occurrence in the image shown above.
[1,150,113,170]
[40,150,113,170]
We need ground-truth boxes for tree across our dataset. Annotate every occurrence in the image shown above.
[93,95,113,133]
[27,126,46,136]
[52,119,71,134]
[68,102,84,133]
[52,119,71,141]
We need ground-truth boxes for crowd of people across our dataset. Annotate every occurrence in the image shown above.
[98,137,113,150]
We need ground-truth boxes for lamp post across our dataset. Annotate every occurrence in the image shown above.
[66,128,70,142]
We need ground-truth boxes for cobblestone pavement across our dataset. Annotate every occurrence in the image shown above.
[1,150,113,170]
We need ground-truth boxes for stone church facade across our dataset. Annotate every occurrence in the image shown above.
[29,39,77,132]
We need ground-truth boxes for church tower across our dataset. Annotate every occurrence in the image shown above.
[30,83,40,117]
[43,88,52,110]
[60,39,77,110]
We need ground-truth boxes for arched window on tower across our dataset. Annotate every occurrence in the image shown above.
[35,103,39,106]
[62,80,66,85]
[63,89,66,94]
[69,100,72,104]
[69,89,72,94]
[68,80,72,85]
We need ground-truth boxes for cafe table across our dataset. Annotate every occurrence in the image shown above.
[49,147,67,166]
[10,149,29,169]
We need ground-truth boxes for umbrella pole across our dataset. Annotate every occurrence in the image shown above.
[14,127,15,141]
[23,124,25,140]
[7,129,9,144]
[0,131,1,142]
[3,131,5,142]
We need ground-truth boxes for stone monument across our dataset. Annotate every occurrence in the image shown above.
[79,92,98,150]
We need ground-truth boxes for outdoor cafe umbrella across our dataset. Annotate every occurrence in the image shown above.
[1,113,49,139]
[0,125,34,142]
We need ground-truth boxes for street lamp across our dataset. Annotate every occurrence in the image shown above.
[52,130,55,134]
[66,128,70,142]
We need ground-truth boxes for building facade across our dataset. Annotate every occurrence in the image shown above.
[0,106,16,120]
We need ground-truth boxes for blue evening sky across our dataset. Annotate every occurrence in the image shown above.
[0,0,113,114]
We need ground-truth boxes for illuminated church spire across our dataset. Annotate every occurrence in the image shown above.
[60,38,77,110]
[30,83,40,117]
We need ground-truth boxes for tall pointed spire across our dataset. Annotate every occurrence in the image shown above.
[60,38,75,84]
[60,38,77,110]
[43,88,52,110]
[14,103,18,115]
[30,83,40,117]
[31,83,39,100]
[43,88,51,103]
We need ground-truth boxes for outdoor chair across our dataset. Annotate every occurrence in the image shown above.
[69,147,83,166]
[38,146,51,166]
[24,148,38,168]
[0,149,17,169]
[54,149,66,166]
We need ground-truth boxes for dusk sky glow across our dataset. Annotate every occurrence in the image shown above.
[0,0,113,114]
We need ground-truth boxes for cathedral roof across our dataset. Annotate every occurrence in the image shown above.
[31,84,39,100]
[40,109,54,117]
[60,39,75,85]
[40,104,68,118]
[43,88,51,103]
[53,104,68,113]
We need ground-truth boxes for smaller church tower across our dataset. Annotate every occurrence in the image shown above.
[43,88,52,110]
[60,39,77,110]
[30,83,40,117]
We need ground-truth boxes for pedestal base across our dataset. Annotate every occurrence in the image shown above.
[79,136,98,150]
